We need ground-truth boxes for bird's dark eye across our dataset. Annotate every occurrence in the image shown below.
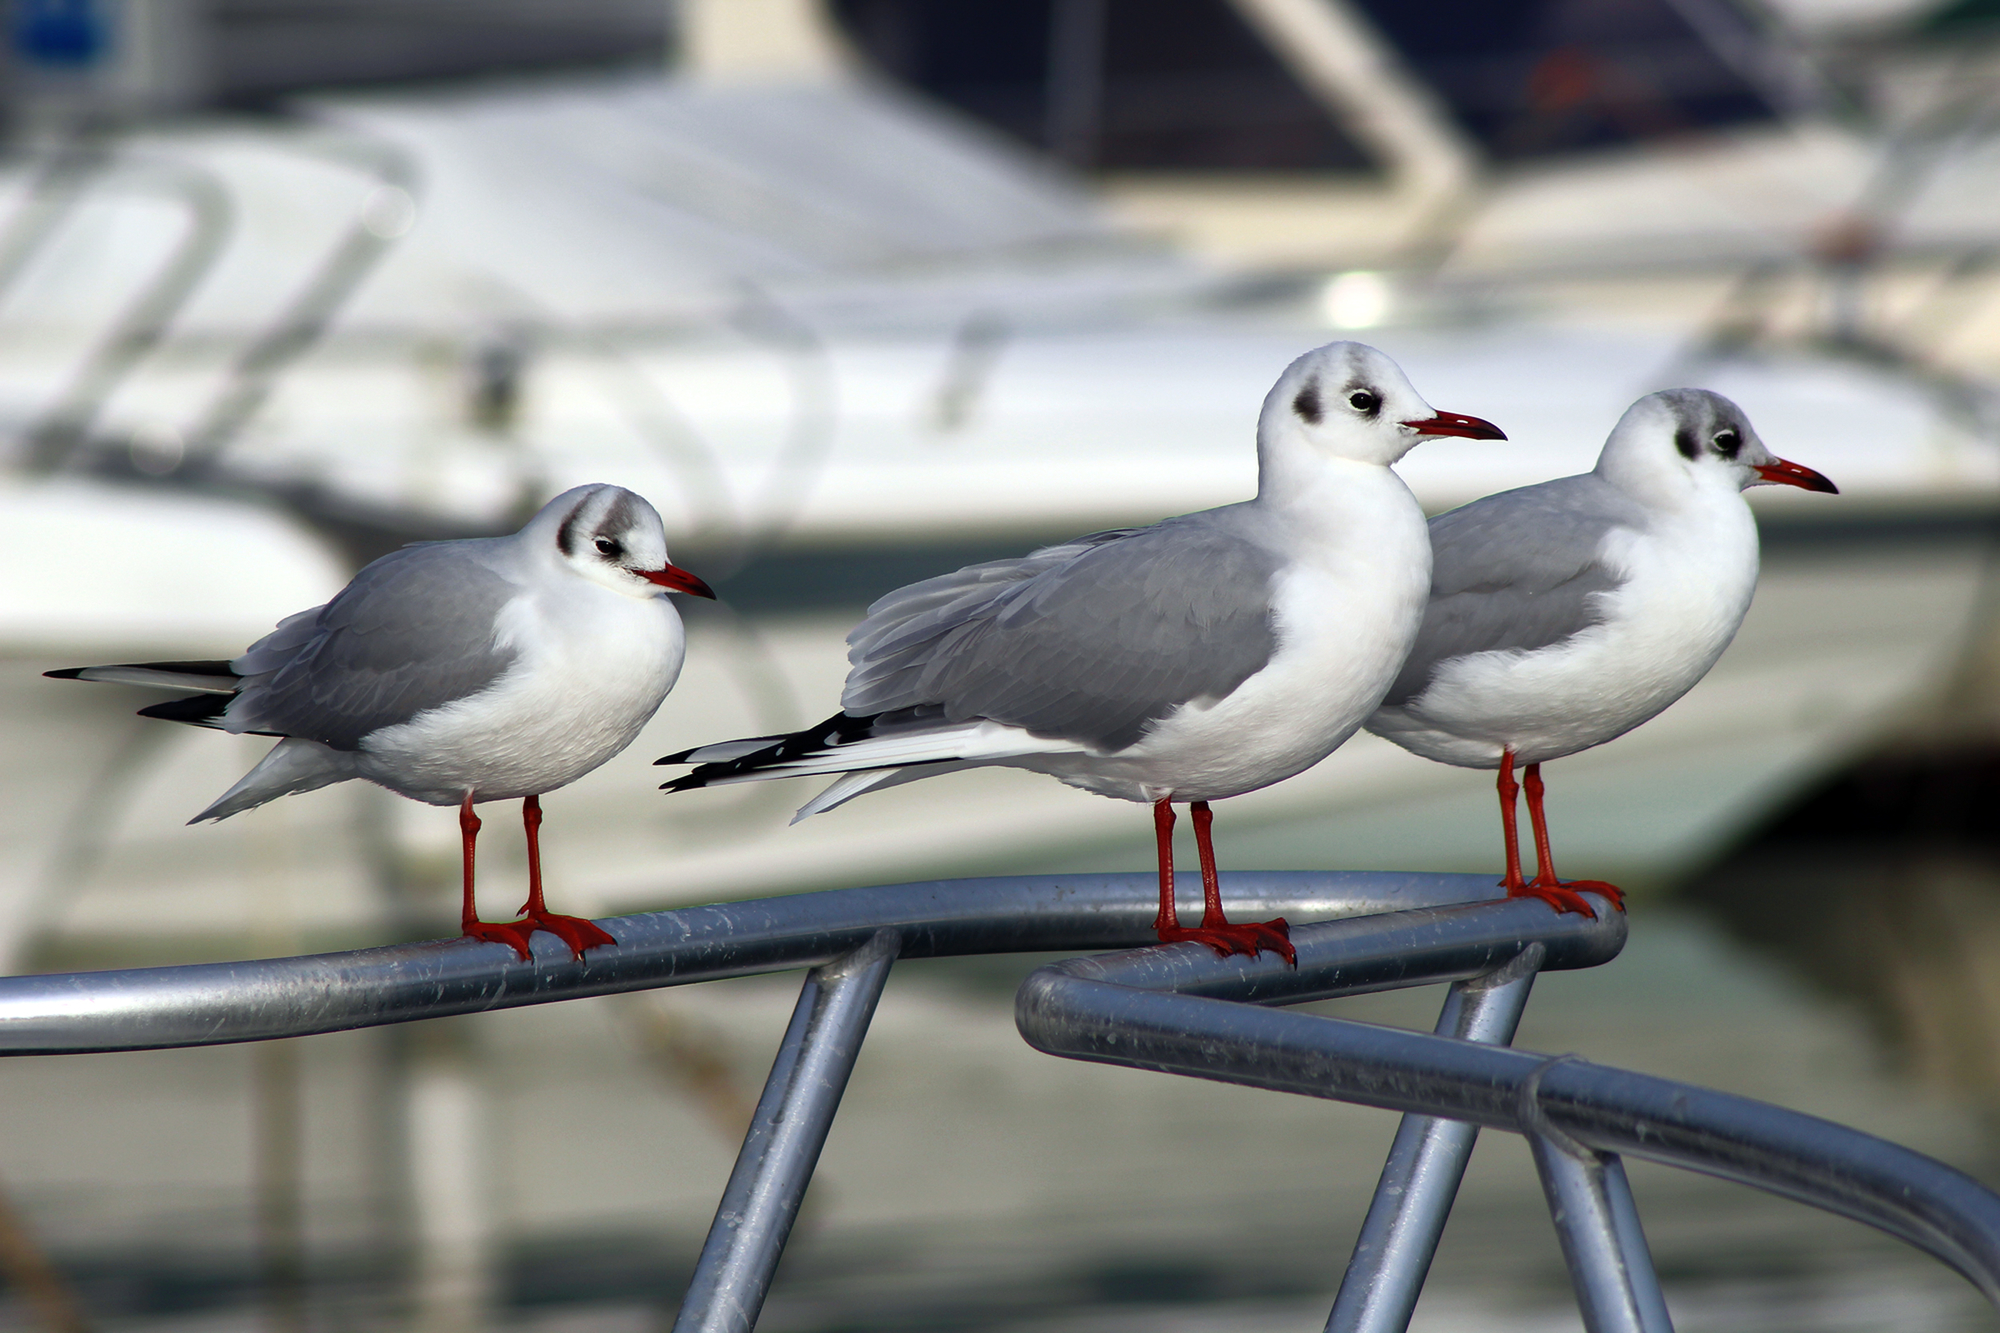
[1348,390,1380,417]
[593,536,623,559]
[1712,429,1741,459]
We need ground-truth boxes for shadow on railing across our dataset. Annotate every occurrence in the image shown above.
[0,871,1994,1333]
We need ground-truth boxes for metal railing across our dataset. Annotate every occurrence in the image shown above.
[1016,894,2000,1333]
[0,871,1995,1333]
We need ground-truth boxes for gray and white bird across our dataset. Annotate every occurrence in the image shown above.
[49,483,714,958]
[1365,388,1836,916]
[659,341,1506,961]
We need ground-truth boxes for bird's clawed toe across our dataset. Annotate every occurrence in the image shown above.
[1158,917,1297,966]
[462,913,616,960]
[1556,878,1625,911]
[1505,878,1621,919]
[528,911,618,957]
[463,919,540,960]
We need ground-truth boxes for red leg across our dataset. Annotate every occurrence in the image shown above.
[1497,751,1526,892]
[521,793,546,917]
[456,794,615,959]
[1193,800,1224,925]
[459,793,483,934]
[515,794,616,958]
[1151,799,1180,935]
[1193,801,1293,963]
[458,793,537,959]
[1149,799,1294,964]
[1521,763,1623,915]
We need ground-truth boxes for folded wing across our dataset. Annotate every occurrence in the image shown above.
[843,511,1283,753]
[226,544,524,749]
[1382,475,1641,708]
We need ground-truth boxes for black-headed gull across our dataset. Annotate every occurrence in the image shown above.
[1366,389,1836,916]
[657,341,1505,962]
[49,484,714,958]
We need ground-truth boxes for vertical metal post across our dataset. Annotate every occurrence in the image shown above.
[673,930,900,1333]
[1327,944,1543,1333]
[1527,1078,1674,1333]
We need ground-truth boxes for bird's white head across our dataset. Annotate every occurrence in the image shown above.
[532,484,717,601]
[1596,390,1837,508]
[1257,342,1505,483]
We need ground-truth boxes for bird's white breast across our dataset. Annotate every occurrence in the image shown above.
[1382,493,1760,768]
[358,581,686,805]
[1051,464,1433,803]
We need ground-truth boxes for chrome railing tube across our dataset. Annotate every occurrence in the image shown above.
[0,872,1500,1055]
[1016,899,2000,1309]
[1327,943,1544,1333]
[1528,1130,1674,1333]
[675,931,900,1333]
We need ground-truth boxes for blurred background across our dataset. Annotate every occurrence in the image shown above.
[5,0,2000,1328]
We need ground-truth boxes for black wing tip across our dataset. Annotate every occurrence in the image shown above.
[657,712,879,792]
[43,667,84,680]
[136,694,232,728]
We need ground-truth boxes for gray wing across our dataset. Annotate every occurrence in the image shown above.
[843,509,1281,752]
[227,543,522,750]
[1381,474,1642,708]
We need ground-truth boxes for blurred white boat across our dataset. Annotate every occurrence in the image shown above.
[0,60,1996,966]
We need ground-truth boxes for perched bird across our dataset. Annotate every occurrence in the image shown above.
[1365,389,1837,916]
[49,484,714,959]
[658,341,1506,962]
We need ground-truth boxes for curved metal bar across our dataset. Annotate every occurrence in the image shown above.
[1015,914,2000,1309]
[674,930,900,1333]
[1529,1135,1673,1333]
[0,871,1503,1055]
[1040,893,1623,1007]
[1328,945,1543,1333]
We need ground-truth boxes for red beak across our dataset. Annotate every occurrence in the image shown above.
[640,563,717,598]
[1752,458,1838,494]
[1402,410,1507,441]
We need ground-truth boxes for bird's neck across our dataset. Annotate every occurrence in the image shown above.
[1609,466,1751,529]
[1255,451,1419,548]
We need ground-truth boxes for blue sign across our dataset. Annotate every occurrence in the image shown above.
[12,0,109,68]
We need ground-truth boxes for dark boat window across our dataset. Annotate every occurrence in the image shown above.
[830,0,1786,170]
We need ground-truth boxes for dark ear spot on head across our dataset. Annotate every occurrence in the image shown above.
[1674,425,1698,461]
[557,501,588,557]
[1293,383,1321,425]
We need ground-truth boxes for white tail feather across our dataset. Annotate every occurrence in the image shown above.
[791,768,911,822]
[192,737,358,822]
[721,721,1073,784]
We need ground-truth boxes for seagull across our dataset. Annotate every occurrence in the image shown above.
[48,483,714,959]
[657,341,1506,962]
[1365,388,1837,917]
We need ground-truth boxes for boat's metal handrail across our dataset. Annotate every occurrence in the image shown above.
[0,871,1497,1054]
[1017,896,2000,1332]
[0,872,1992,1333]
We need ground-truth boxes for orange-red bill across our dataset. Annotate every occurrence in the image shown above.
[1753,457,1838,494]
[641,563,717,598]
[1403,410,1507,441]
